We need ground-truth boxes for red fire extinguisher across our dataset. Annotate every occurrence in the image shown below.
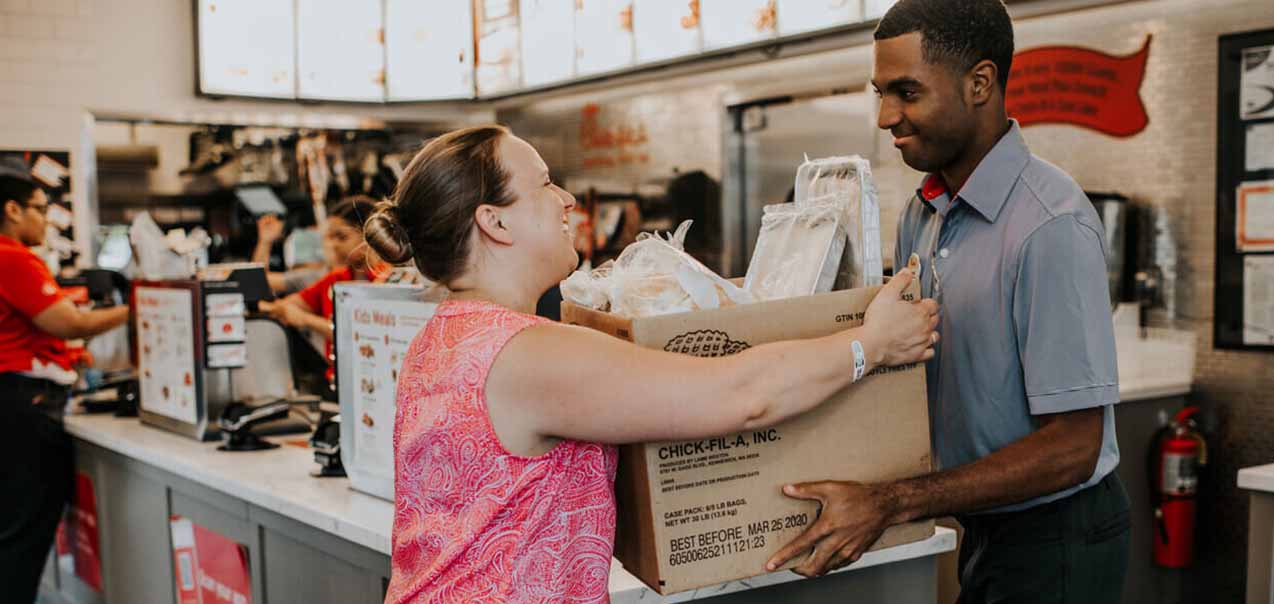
[1149,406,1207,568]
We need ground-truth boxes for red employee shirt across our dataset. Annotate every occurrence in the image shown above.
[0,235,73,373]
[295,264,384,367]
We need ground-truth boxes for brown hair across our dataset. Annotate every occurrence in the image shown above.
[328,195,379,228]
[364,126,517,284]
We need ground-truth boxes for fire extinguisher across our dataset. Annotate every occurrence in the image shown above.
[1148,406,1207,568]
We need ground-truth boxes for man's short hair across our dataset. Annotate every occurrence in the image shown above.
[0,156,38,217]
[0,175,38,215]
[874,0,1016,91]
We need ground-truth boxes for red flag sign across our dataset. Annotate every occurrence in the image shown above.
[1007,37,1152,137]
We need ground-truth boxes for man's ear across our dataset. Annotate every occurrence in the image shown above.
[473,204,514,246]
[968,59,999,106]
[1,199,21,227]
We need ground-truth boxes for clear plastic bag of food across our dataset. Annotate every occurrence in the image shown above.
[744,200,847,301]
[794,155,883,290]
[561,260,615,311]
[606,221,752,318]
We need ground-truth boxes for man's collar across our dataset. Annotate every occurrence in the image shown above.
[916,120,1031,222]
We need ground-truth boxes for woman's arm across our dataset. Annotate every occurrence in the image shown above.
[486,271,938,453]
[264,294,333,338]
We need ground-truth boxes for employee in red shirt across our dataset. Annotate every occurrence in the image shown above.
[0,158,130,603]
[263,196,382,371]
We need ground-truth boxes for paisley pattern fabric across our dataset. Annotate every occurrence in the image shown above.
[386,300,618,604]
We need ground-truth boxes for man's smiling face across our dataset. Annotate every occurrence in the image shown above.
[872,32,977,174]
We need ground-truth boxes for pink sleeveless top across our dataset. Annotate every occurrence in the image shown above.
[386,300,618,604]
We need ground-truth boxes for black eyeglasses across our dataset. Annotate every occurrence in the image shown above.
[23,201,49,216]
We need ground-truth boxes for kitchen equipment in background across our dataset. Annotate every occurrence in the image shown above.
[1088,191,1134,306]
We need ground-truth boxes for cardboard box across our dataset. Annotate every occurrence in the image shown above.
[561,283,934,594]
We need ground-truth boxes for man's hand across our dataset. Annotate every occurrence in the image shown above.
[268,300,306,328]
[765,481,896,578]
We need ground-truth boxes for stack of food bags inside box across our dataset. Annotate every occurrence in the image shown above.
[561,155,883,317]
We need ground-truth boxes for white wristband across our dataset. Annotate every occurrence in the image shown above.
[851,340,867,382]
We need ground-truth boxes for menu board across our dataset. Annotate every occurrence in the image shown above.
[385,0,474,100]
[633,0,702,65]
[776,0,860,37]
[700,0,776,50]
[476,0,523,96]
[296,0,385,102]
[197,0,295,98]
[521,0,576,87]
[346,299,437,480]
[864,0,898,20]
[136,287,198,424]
[575,0,635,76]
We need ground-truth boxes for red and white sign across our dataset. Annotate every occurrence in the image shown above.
[1007,36,1152,138]
[170,516,252,604]
[1238,180,1274,252]
[70,471,102,591]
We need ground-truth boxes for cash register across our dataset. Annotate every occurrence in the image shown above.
[59,268,138,416]
[133,264,311,443]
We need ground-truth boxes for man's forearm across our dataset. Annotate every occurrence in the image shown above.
[73,305,131,339]
[881,407,1105,524]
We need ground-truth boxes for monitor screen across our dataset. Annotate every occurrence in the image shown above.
[236,186,287,217]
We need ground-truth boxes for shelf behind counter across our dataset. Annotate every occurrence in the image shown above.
[50,413,955,604]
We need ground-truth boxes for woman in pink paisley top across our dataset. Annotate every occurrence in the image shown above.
[362,125,940,604]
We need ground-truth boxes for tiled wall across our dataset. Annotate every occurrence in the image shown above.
[502,0,1274,599]
[1005,3,1274,600]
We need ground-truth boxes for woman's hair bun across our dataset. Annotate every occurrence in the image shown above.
[363,199,414,265]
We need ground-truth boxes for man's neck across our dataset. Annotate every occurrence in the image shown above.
[0,226,22,243]
[940,116,1012,197]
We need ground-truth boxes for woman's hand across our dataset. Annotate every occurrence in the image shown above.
[257,214,284,245]
[859,269,940,369]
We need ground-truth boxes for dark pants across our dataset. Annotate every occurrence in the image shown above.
[0,373,73,604]
[956,472,1131,604]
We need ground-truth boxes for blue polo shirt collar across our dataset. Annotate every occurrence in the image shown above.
[916,120,1031,223]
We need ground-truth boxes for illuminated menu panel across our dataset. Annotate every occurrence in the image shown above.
[700,0,776,50]
[632,0,702,65]
[575,0,635,76]
[197,0,296,98]
[297,0,385,102]
[476,0,522,95]
[385,0,474,100]
[520,0,576,87]
[864,0,898,20]
[775,0,861,37]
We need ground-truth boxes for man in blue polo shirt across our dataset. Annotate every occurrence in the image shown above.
[767,1,1129,601]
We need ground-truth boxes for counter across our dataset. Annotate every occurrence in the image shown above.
[1240,464,1274,604]
[48,413,956,604]
[37,306,1193,604]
